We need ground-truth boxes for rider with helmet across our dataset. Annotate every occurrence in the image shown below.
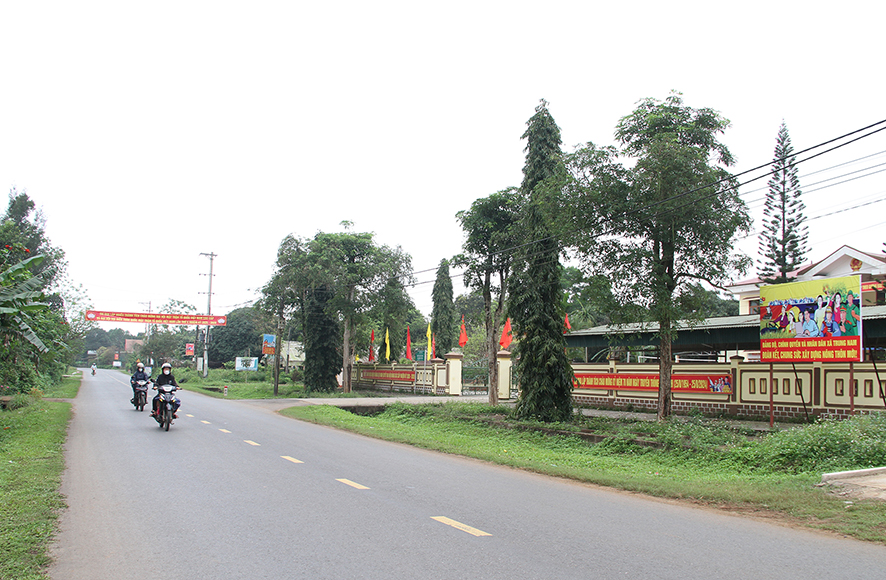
[151,362,181,418]
[130,362,150,404]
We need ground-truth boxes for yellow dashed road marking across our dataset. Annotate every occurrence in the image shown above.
[186,414,194,418]
[244,440,260,446]
[336,478,369,490]
[201,420,211,424]
[281,456,304,464]
[431,516,491,537]
[219,429,231,433]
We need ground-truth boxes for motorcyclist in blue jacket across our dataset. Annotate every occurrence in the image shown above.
[130,362,150,404]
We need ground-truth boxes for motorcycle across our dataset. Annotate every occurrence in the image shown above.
[91,367,96,376]
[131,380,150,411]
[152,383,180,431]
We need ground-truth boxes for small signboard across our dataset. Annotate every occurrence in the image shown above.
[262,334,276,355]
[235,357,259,371]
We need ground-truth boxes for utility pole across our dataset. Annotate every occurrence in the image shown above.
[138,301,151,342]
[138,301,151,367]
[199,252,216,378]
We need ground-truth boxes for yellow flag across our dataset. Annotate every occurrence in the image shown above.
[385,327,390,362]
[426,322,432,358]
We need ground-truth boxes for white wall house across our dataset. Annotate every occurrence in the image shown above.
[726,245,886,315]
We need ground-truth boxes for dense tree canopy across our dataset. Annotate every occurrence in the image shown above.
[265,226,413,392]
[561,92,751,419]
[1,191,73,392]
[454,187,523,405]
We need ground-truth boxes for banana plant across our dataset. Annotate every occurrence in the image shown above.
[0,255,49,352]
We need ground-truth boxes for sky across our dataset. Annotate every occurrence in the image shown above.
[2,1,885,330]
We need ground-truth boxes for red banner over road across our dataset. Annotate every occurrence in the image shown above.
[85,310,227,326]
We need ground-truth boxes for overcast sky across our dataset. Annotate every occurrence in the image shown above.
[2,1,885,329]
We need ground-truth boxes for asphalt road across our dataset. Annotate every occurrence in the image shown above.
[50,370,886,579]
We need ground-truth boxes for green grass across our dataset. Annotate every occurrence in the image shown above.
[281,403,886,544]
[41,371,82,399]
[0,400,70,580]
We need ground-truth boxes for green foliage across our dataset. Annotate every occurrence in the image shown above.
[431,259,457,356]
[265,229,413,391]
[511,204,574,422]
[303,285,340,393]
[758,121,808,284]
[454,188,524,402]
[561,92,752,418]
[730,414,886,474]
[209,306,265,363]
[511,99,573,422]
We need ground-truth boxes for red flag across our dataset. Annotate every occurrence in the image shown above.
[564,312,572,334]
[432,333,436,359]
[369,330,375,362]
[458,315,468,348]
[499,318,512,349]
[406,326,413,360]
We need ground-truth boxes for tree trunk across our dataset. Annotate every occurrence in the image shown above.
[657,327,672,421]
[341,317,351,393]
[483,279,499,406]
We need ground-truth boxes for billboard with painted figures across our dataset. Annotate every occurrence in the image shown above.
[759,275,862,362]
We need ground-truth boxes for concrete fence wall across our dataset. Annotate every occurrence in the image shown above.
[354,350,886,419]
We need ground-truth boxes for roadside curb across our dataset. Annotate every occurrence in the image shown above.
[821,466,886,482]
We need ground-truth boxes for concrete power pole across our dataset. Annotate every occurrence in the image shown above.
[199,252,216,378]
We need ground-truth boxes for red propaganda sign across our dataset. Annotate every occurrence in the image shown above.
[759,275,862,362]
[361,369,416,382]
[185,343,195,356]
[85,310,227,326]
[574,373,732,393]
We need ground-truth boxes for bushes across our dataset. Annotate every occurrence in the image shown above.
[729,413,886,474]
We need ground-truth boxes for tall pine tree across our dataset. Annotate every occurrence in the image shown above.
[431,259,457,356]
[511,99,574,422]
[758,121,807,284]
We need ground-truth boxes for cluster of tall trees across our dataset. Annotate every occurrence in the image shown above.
[262,225,417,393]
[454,93,768,420]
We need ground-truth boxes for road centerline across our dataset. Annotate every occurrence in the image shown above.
[336,478,369,490]
[431,516,492,537]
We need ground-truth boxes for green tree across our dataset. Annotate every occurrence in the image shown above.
[268,227,413,391]
[430,259,457,356]
[454,188,523,405]
[758,121,807,284]
[510,99,574,422]
[562,92,751,420]
[454,290,485,336]
[561,267,618,329]
[209,306,262,363]
[370,278,425,361]
[303,285,340,392]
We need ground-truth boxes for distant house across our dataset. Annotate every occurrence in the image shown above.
[124,339,144,353]
[726,245,886,315]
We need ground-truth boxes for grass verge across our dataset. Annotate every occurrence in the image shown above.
[0,400,70,580]
[281,403,886,544]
